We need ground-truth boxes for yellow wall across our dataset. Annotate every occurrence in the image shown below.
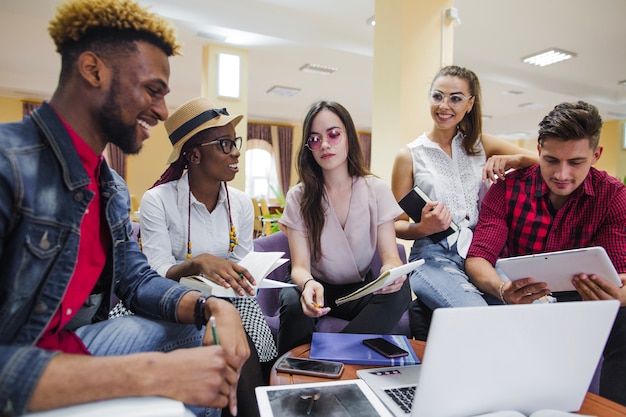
[125,121,172,203]
[0,97,23,123]
[201,44,249,192]
[371,0,455,183]
[596,119,619,177]
[617,121,626,183]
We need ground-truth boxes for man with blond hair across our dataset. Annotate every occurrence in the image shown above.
[0,1,249,416]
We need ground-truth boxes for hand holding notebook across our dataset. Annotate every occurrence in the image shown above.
[180,251,292,297]
[398,185,458,243]
[334,259,424,306]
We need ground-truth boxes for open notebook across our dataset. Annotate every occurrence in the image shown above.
[358,300,619,417]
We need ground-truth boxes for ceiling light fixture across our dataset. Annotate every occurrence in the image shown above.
[266,85,301,96]
[299,63,338,75]
[366,16,376,26]
[522,48,576,67]
[518,102,547,110]
[196,32,227,43]
[618,80,626,86]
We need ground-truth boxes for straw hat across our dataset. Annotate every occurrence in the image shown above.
[164,97,243,164]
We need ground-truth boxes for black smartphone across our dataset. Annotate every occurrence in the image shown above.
[275,357,344,378]
[362,337,409,358]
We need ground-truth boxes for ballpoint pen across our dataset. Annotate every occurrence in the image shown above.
[210,315,220,345]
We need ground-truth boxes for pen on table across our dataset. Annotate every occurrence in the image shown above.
[210,315,220,345]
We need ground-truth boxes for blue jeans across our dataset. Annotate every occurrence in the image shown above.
[75,316,220,417]
[408,238,501,309]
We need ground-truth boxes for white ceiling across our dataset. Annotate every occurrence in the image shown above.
[1,0,625,140]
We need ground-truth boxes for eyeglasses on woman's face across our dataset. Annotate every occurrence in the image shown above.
[305,129,344,151]
[428,91,473,109]
[199,136,242,154]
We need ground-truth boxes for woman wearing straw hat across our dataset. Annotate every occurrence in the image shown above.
[139,97,276,417]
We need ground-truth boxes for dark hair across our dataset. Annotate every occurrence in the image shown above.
[538,101,603,148]
[58,31,172,85]
[431,65,483,155]
[296,101,371,261]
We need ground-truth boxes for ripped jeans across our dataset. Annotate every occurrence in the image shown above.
[408,238,501,309]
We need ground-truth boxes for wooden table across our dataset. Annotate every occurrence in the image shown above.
[271,340,626,417]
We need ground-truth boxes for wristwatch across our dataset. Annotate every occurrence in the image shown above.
[194,295,210,330]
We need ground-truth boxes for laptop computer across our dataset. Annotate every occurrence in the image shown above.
[495,246,622,292]
[357,300,619,417]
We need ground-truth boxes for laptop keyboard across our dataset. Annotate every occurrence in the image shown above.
[384,385,416,414]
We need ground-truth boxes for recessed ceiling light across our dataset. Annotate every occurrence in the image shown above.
[502,90,524,95]
[499,132,535,140]
[299,63,338,75]
[518,102,547,110]
[366,16,376,26]
[196,32,227,43]
[266,85,301,96]
[618,80,626,86]
[482,114,493,119]
[522,48,576,67]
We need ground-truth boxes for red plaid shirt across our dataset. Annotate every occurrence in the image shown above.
[468,165,626,273]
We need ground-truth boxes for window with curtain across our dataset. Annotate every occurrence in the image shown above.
[245,122,292,202]
[245,146,279,200]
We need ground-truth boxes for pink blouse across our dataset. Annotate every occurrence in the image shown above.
[280,176,403,285]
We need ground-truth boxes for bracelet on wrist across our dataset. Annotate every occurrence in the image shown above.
[194,295,211,330]
[301,278,315,292]
[498,282,508,304]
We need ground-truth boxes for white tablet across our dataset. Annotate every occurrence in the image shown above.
[495,246,623,292]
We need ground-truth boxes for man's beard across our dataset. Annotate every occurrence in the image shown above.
[99,75,142,155]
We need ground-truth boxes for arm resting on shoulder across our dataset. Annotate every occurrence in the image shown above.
[481,133,539,182]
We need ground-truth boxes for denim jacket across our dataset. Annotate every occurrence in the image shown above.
[0,103,191,416]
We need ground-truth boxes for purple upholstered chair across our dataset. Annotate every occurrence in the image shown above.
[253,231,412,341]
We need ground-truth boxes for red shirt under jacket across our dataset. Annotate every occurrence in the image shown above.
[467,165,626,273]
[35,115,109,354]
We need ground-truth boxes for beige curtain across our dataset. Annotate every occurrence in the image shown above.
[276,126,293,193]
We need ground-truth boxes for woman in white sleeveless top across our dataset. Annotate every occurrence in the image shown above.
[391,66,538,338]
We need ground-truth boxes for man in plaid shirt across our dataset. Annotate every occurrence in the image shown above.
[466,101,626,406]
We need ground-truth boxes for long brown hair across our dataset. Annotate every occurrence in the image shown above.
[431,66,483,155]
[296,101,371,261]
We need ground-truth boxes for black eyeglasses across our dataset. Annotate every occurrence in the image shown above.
[199,136,242,154]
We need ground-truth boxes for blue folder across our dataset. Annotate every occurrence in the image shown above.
[309,332,420,366]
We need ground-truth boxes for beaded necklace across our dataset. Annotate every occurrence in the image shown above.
[187,180,238,259]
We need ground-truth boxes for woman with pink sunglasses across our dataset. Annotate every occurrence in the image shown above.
[277,101,411,354]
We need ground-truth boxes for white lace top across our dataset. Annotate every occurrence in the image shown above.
[407,131,488,231]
